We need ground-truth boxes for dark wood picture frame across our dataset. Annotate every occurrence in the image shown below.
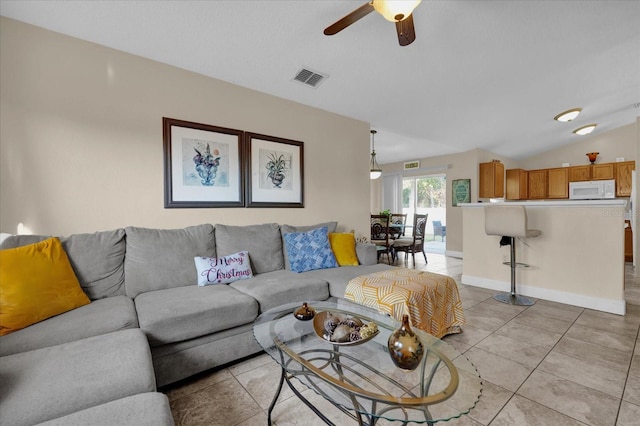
[163,117,245,208]
[245,132,304,208]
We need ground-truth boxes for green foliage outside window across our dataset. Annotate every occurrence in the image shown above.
[402,176,446,208]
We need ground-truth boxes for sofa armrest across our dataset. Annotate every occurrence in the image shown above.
[356,243,378,266]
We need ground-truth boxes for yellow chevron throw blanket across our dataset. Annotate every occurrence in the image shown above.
[345,269,465,338]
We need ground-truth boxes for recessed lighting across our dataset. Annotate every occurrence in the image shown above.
[554,108,582,122]
[573,124,597,136]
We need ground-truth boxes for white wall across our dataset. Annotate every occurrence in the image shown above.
[0,18,372,238]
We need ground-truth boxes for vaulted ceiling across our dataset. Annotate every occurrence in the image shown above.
[1,0,639,164]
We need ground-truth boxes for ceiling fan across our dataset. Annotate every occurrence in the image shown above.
[324,0,422,46]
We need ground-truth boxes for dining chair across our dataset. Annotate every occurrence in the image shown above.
[433,220,446,242]
[390,213,408,238]
[370,214,395,264]
[393,213,428,266]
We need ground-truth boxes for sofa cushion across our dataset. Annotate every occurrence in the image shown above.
[194,251,253,285]
[124,224,215,298]
[0,237,90,335]
[0,329,156,426]
[281,221,338,270]
[0,295,138,357]
[35,393,174,426]
[135,285,259,346]
[230,270,330,312]
[61,229,127,299]
[214,223,283,274]
[1,229,127,300]
[283,227,338,273]
[0,234,49,248]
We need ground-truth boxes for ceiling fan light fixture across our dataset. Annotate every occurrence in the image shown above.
[573,124,597,136]
[370,130,382,180]
[554,108,582,122]
[373,0,421,22]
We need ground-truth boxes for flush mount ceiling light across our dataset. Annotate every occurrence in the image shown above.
[554,108,582,122]
[370,130,382,180]
[573,124,597,136]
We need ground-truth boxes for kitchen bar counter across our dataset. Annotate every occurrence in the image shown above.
[460,200,627,315]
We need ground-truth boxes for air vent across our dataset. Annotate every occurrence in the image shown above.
[293,68,328,88]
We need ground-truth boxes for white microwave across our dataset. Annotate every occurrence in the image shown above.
[569,179,615,200]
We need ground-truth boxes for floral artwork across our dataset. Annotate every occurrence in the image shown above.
[259,149,293,190]
[182,139,229,187]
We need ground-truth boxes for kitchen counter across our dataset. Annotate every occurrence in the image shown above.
[461,200,627,315]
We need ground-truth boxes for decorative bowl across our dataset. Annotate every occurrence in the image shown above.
[312,310,379,346]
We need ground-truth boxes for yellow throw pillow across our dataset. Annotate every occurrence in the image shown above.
[0,237,90,336]
[328,233,359,266]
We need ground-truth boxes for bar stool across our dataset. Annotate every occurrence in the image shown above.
[484,205,541,306]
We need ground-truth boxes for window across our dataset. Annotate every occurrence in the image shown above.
[402,175,446,241]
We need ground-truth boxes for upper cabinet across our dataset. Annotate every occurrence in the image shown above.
[592,163,614,180]
[528,169,548,199]
[479,161,504,198]
[569,165,591,182]
[506,169,528,200]
[548,168,569,199]
[499,160,634,200]
[615,161,636,197]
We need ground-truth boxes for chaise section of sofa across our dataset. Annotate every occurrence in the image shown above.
[0,329,161,426]
[34,392,174,426]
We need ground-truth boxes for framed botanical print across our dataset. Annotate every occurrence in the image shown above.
[452,179,471,206]
[163,117,245,208]
[245,132,304,208]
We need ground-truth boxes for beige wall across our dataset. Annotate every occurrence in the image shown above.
[521,122,637,170]
[0,18,373,238]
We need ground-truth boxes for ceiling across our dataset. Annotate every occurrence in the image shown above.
[1,0,639,164]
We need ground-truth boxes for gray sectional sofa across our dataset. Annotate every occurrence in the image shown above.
[0,221,392,425]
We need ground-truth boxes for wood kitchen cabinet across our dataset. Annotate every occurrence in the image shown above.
[528,169,548,199]
[479,161,504,198]
[506,169,528,200]
[625,220,633,262]
[615,161,636,197]
[592,163,614,180]
[548,167,569,198]
[569,165,591,182]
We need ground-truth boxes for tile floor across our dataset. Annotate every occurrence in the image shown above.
[164,255,640,426]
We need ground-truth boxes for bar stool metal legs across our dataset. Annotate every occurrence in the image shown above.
[493,237,535,306]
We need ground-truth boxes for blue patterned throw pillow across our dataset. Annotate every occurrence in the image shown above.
[284,227,338,273]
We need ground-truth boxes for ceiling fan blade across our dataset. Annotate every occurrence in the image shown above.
[395,14,416,46]
[324,2,375,35]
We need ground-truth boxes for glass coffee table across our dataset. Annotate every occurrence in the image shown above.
[253,300,482,426]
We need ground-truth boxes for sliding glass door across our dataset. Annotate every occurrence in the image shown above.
[402,175,446,243]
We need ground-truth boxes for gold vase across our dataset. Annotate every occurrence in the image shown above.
[387,314,424,370]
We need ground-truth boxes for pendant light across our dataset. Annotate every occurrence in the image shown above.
[370,130,382,180]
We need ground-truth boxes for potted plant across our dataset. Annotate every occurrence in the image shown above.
[265,153,288,188]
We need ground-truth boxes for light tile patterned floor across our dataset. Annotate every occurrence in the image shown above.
[164,255,640,426]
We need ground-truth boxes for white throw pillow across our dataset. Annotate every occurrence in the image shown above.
[194,251,253,286]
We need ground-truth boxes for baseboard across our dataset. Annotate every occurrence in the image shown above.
[445,250,463,259]
[461,274,626,316]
